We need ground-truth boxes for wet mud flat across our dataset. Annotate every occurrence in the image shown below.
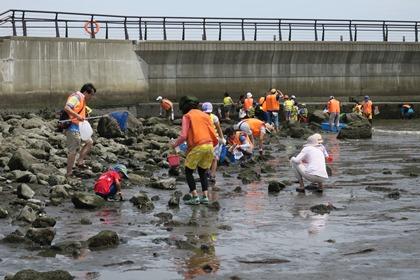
[1,119,420,279]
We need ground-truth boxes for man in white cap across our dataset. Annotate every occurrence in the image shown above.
[327,96,340,131]
[156,96,174,121]
[202,102,225,183]
[243,92,254,117]
[290,133,328,193]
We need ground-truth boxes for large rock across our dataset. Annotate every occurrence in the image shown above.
[7,148,38,171]
[6,269,73,280]
[17,184,35,199]
[25,227,56,246]
[0,207,8,218]
[32,216,56,228]
[12,170,37,183]
[147,178,176,190]
[51,241,84,257]
[17,206,37,223]
[71,192,105,209]
[309,110,327,124]
[97,116,124,138]
[87,230,119,250]
[130,192,154,211]
[268,181,286,193]
[337,121,372,139]
[237,169,261,184]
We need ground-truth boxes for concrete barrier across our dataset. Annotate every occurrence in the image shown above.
[136,41,420,103]
[0,37,148,110]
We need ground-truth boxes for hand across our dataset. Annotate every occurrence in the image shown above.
[259,149,263,156]
[77,115,85,121]
[220,138,227,145]
[169,139,176,147]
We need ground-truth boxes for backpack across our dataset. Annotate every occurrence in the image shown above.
[56,107,83,132]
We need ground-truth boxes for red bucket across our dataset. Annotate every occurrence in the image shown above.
[167,154,180,168]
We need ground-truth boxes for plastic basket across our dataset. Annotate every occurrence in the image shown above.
[167,154,180,168]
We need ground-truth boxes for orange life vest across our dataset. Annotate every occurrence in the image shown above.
[265,94,280,111]
[328,99,340,113]
[244,118,265,137]
[229,131,253,149]
[67,92,86,125]
[243,98,253,110]
[258,97,267,112]
[161,98,173,111]
[185,109,218,149]
[362,100,373,114]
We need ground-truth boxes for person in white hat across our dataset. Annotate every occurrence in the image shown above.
[290,133,328,193]
[202,102,225,183]
[156,96,174,121]
[243,92,254,117]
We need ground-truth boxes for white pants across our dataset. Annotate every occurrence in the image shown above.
[329,112,339,128]
[291,161,327,184]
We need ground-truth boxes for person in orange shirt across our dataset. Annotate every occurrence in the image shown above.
[171,96,218,205]
[243,92,254,117]
[63,83,96,178]
[265,88,283,131]
[327,96,340,131]
[234,118,273,156]
[362,95,373,124]
[156,96,174,121]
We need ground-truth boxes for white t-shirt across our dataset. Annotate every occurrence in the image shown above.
[291,145,328,178]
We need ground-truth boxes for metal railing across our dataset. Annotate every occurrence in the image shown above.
[0,9,419,42]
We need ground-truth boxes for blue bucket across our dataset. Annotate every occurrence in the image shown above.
[110,111,129,132]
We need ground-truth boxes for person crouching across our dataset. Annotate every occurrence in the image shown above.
[94,164,129,201]
[171,96,219,205]
[290,134,328,193]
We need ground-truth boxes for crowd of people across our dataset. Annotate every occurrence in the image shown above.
[61,83,412,204]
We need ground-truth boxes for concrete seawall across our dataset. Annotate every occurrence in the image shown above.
[137,41,420,103]
[0,37,148,109]
[1,37,420,111]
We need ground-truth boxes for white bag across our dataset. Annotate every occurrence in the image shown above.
[79,120,93,141]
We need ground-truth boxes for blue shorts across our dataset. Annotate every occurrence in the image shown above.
[96,183,117,199]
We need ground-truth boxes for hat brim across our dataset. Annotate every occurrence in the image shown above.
[121,171,129,179]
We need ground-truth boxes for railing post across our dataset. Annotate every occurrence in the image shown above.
[182,22,185,40]
[385,25,389,41]
[202,18,207,40]
[139,18,143,40]
[354,24,357,41]
[349,20,353,41]
[65,21,68,38]
[124,17,129,40]
[322,24,325,41]
[278,19,282,41]
[144,21,148,40]
[415,22,418,42]
[163,17,167,40]
[314,20,318,41]
[288,23,292,41]
[11,11,17,36]
[241,19,245,41]
[55,13,60,38]
[90,15,95,38]
[382,21,386,41]
[22,11,27,36]
[254,23,257,41]
[105,22,109,39]
[218,22,222,41]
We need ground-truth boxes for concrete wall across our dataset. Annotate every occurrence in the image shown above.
[136,41,420,103]
[0,37,148,110]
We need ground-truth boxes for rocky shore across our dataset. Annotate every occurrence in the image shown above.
[0,110,373,279]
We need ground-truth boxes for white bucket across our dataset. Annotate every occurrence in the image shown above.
[79,120,93,141]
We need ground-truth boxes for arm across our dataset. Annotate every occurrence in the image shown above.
[215,122,224,141]
[291,149,306,164]
[159,105,163,116]
[64,98,84,121]
[172,115,190,147]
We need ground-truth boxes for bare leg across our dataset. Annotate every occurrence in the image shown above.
[210,158,217,179]
[76,140,93,165]
[66,152,77,176]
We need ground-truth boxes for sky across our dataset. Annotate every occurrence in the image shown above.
[1,0,420,21]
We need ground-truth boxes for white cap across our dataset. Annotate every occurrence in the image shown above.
[201,102,213,113]
[291,95,296,99]
[156,96,163,101]
[246,92,252,98]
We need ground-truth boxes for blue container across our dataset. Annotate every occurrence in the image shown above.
[110,111,129,132]
[321,122,346,132]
